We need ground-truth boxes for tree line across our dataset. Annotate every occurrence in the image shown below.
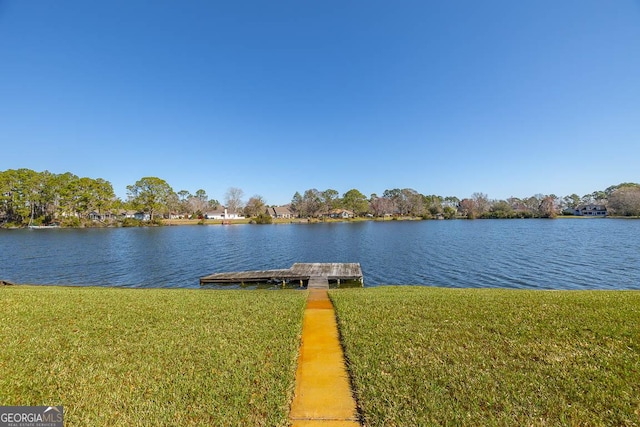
[290,185,640,219]
[1,168,639,227]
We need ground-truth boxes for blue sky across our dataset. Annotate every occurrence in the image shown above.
[1,1,639,205]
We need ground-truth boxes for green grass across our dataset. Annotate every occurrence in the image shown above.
[0,286,307,426]
[330,286,640,427]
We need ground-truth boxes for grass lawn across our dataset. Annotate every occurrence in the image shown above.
[330,286,640,427]
[0,286,307,426]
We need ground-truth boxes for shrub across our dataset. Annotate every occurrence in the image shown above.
[254,213,273,224]
[121,218,143,227]
[60,217,81,228]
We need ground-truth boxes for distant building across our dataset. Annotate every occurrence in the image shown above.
[327,209,355,219]
[134,211,151,221]
[205,207,244,220]
[268,205,294,219]
[89,211,117,221]
[120,210,137,219]
[574,204,607,217]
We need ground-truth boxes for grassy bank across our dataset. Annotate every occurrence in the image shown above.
[0,286,307,426]
[330,287,640,427]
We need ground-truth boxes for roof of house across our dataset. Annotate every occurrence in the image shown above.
[329,209,355,215]
[273,205,293,215]
[205,207,227,215]
[576,204,607,210]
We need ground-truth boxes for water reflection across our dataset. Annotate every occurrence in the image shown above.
[1,219,639,290]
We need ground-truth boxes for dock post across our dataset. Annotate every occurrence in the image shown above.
[282,280,286,288]
[299,279,303,288]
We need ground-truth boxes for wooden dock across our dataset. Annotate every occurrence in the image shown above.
[200,263,363,288]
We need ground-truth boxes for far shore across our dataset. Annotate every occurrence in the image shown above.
[2,214,638,230]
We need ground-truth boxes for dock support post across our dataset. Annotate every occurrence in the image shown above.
[299,279,303,288]
[282,280,286,288]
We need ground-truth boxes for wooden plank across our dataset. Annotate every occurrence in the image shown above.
[200,263,363,285]
[307,276,329,289]
[290,263,362,279]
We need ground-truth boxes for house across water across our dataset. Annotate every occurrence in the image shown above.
[574,204,607,217]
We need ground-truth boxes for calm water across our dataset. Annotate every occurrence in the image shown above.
[1,219,639,290]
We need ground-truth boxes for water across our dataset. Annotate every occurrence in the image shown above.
[1,219,639,290]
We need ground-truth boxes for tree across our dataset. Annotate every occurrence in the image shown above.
[423,194,444,217]
[321,189,340,216]
[563,194,581,210]
[73,177,115,218]
[538,195,558,218]
[342,189,369,216]
[188,189,209,214]
[300,189,322,217]
[459,198,476,218]
[471,192,490,217]
[290,192,303,217]
[244,195,266,217]
[523,195,543,216]
[224,187,244,214]
[382,188,423,216]
[176,190,192,215]
[126,177,174,221]
[591,191,607,204]
[490,200,514,218]
[443,196,460,208]
[370,194,395,217]
[608,185,640,216]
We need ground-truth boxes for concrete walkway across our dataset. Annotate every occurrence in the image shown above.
[289,284,360,427]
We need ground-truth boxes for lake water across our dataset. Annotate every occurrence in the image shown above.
[1,219,639,290]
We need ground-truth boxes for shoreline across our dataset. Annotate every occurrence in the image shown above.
[3,214,638,230]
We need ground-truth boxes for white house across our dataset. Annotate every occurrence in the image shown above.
[205,207,244,220]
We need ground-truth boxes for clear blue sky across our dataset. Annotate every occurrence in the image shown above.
[1,1,639,205]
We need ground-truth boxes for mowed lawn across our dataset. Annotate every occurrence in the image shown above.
[330,287,640,427]
[0,286,307,426]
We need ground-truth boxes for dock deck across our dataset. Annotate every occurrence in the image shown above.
[200,263,363,287]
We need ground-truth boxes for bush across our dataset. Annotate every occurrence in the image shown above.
[254,213,273,224]
[121,218,143,227]
[60,217,81,228]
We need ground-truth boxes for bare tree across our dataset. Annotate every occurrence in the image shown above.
[472,192,490,216]
[188,189,209,214]
[538,195,558,218]
[382,188,422,216]
[608,186,640,216]
[403,189,423,216]
[459,198,476,218]
[224,187,244,214]
[370,195,395,217]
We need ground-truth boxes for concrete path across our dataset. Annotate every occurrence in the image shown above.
[289,286,360,427]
